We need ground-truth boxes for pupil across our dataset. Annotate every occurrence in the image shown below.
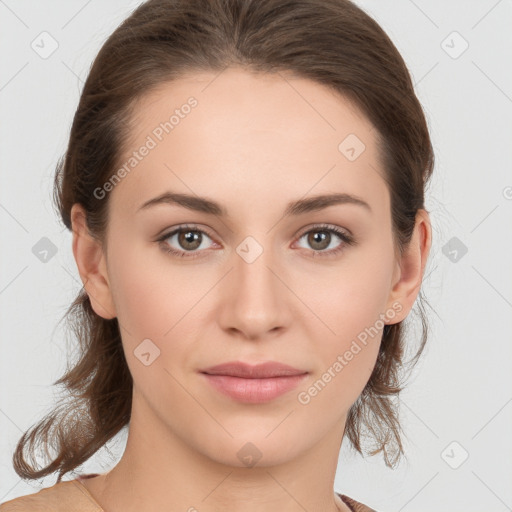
[181,230,201,250]
[310,231,329,250]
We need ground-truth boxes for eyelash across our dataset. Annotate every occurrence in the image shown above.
[156,223,356,260]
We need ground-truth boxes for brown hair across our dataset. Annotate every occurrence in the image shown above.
[13,0,434,482]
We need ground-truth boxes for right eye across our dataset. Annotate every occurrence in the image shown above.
[156,224,217,259]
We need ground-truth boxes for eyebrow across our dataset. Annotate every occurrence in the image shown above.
[137,191,372,216]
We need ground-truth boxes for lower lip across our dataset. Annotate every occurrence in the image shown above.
[201,373,308,404]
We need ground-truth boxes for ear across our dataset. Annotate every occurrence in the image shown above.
[385,209,432,324]
[70,203,117,320]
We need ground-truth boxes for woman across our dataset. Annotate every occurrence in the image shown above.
[1,0,433,510]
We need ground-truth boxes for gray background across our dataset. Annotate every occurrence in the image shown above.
[1,1,511,510]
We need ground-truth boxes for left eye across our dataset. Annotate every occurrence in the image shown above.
[297,229,342,251]
[294,224,355,256]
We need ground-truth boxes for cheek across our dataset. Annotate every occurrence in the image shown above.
[106,240,216,371]
[300,237,395,397]
[307,241,394,341]
[105,245,193,395]
[297,282,386,416]
[105,241,170,364]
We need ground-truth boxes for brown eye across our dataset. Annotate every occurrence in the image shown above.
[306,230,332,251]
[157,224,216,258]
[177,229,203,251]
[295,224,355,257]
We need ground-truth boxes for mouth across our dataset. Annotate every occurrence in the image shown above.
[199,361,308,403]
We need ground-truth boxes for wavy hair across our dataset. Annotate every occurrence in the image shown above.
[12,0,434,482]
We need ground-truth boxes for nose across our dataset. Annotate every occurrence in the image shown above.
[217,241,292,341]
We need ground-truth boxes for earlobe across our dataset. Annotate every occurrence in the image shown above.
[386,209,432,324]
[70,203,117,320]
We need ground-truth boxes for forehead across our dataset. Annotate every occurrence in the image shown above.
[109,67,388,219]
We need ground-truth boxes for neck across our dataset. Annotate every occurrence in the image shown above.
[84,388,350,512]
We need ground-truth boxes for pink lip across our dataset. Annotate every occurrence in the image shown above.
[200,361,308,404]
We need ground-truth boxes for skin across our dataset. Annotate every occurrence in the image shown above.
[71,67,431,512]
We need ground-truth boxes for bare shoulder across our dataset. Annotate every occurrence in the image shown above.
[0,490,50,511]
[0,480,101,512]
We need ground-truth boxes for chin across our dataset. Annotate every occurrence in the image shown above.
[197,431,305,469]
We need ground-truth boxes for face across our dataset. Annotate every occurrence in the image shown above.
[80,67,409,468]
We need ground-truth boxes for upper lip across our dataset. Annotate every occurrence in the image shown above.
[200,361,307,378]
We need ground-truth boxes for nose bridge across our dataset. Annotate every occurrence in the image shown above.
[236,232,280,306]
[218,234,288,338]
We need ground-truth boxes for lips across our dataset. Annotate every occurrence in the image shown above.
[200,361,307,379]
[200,361,308,403]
